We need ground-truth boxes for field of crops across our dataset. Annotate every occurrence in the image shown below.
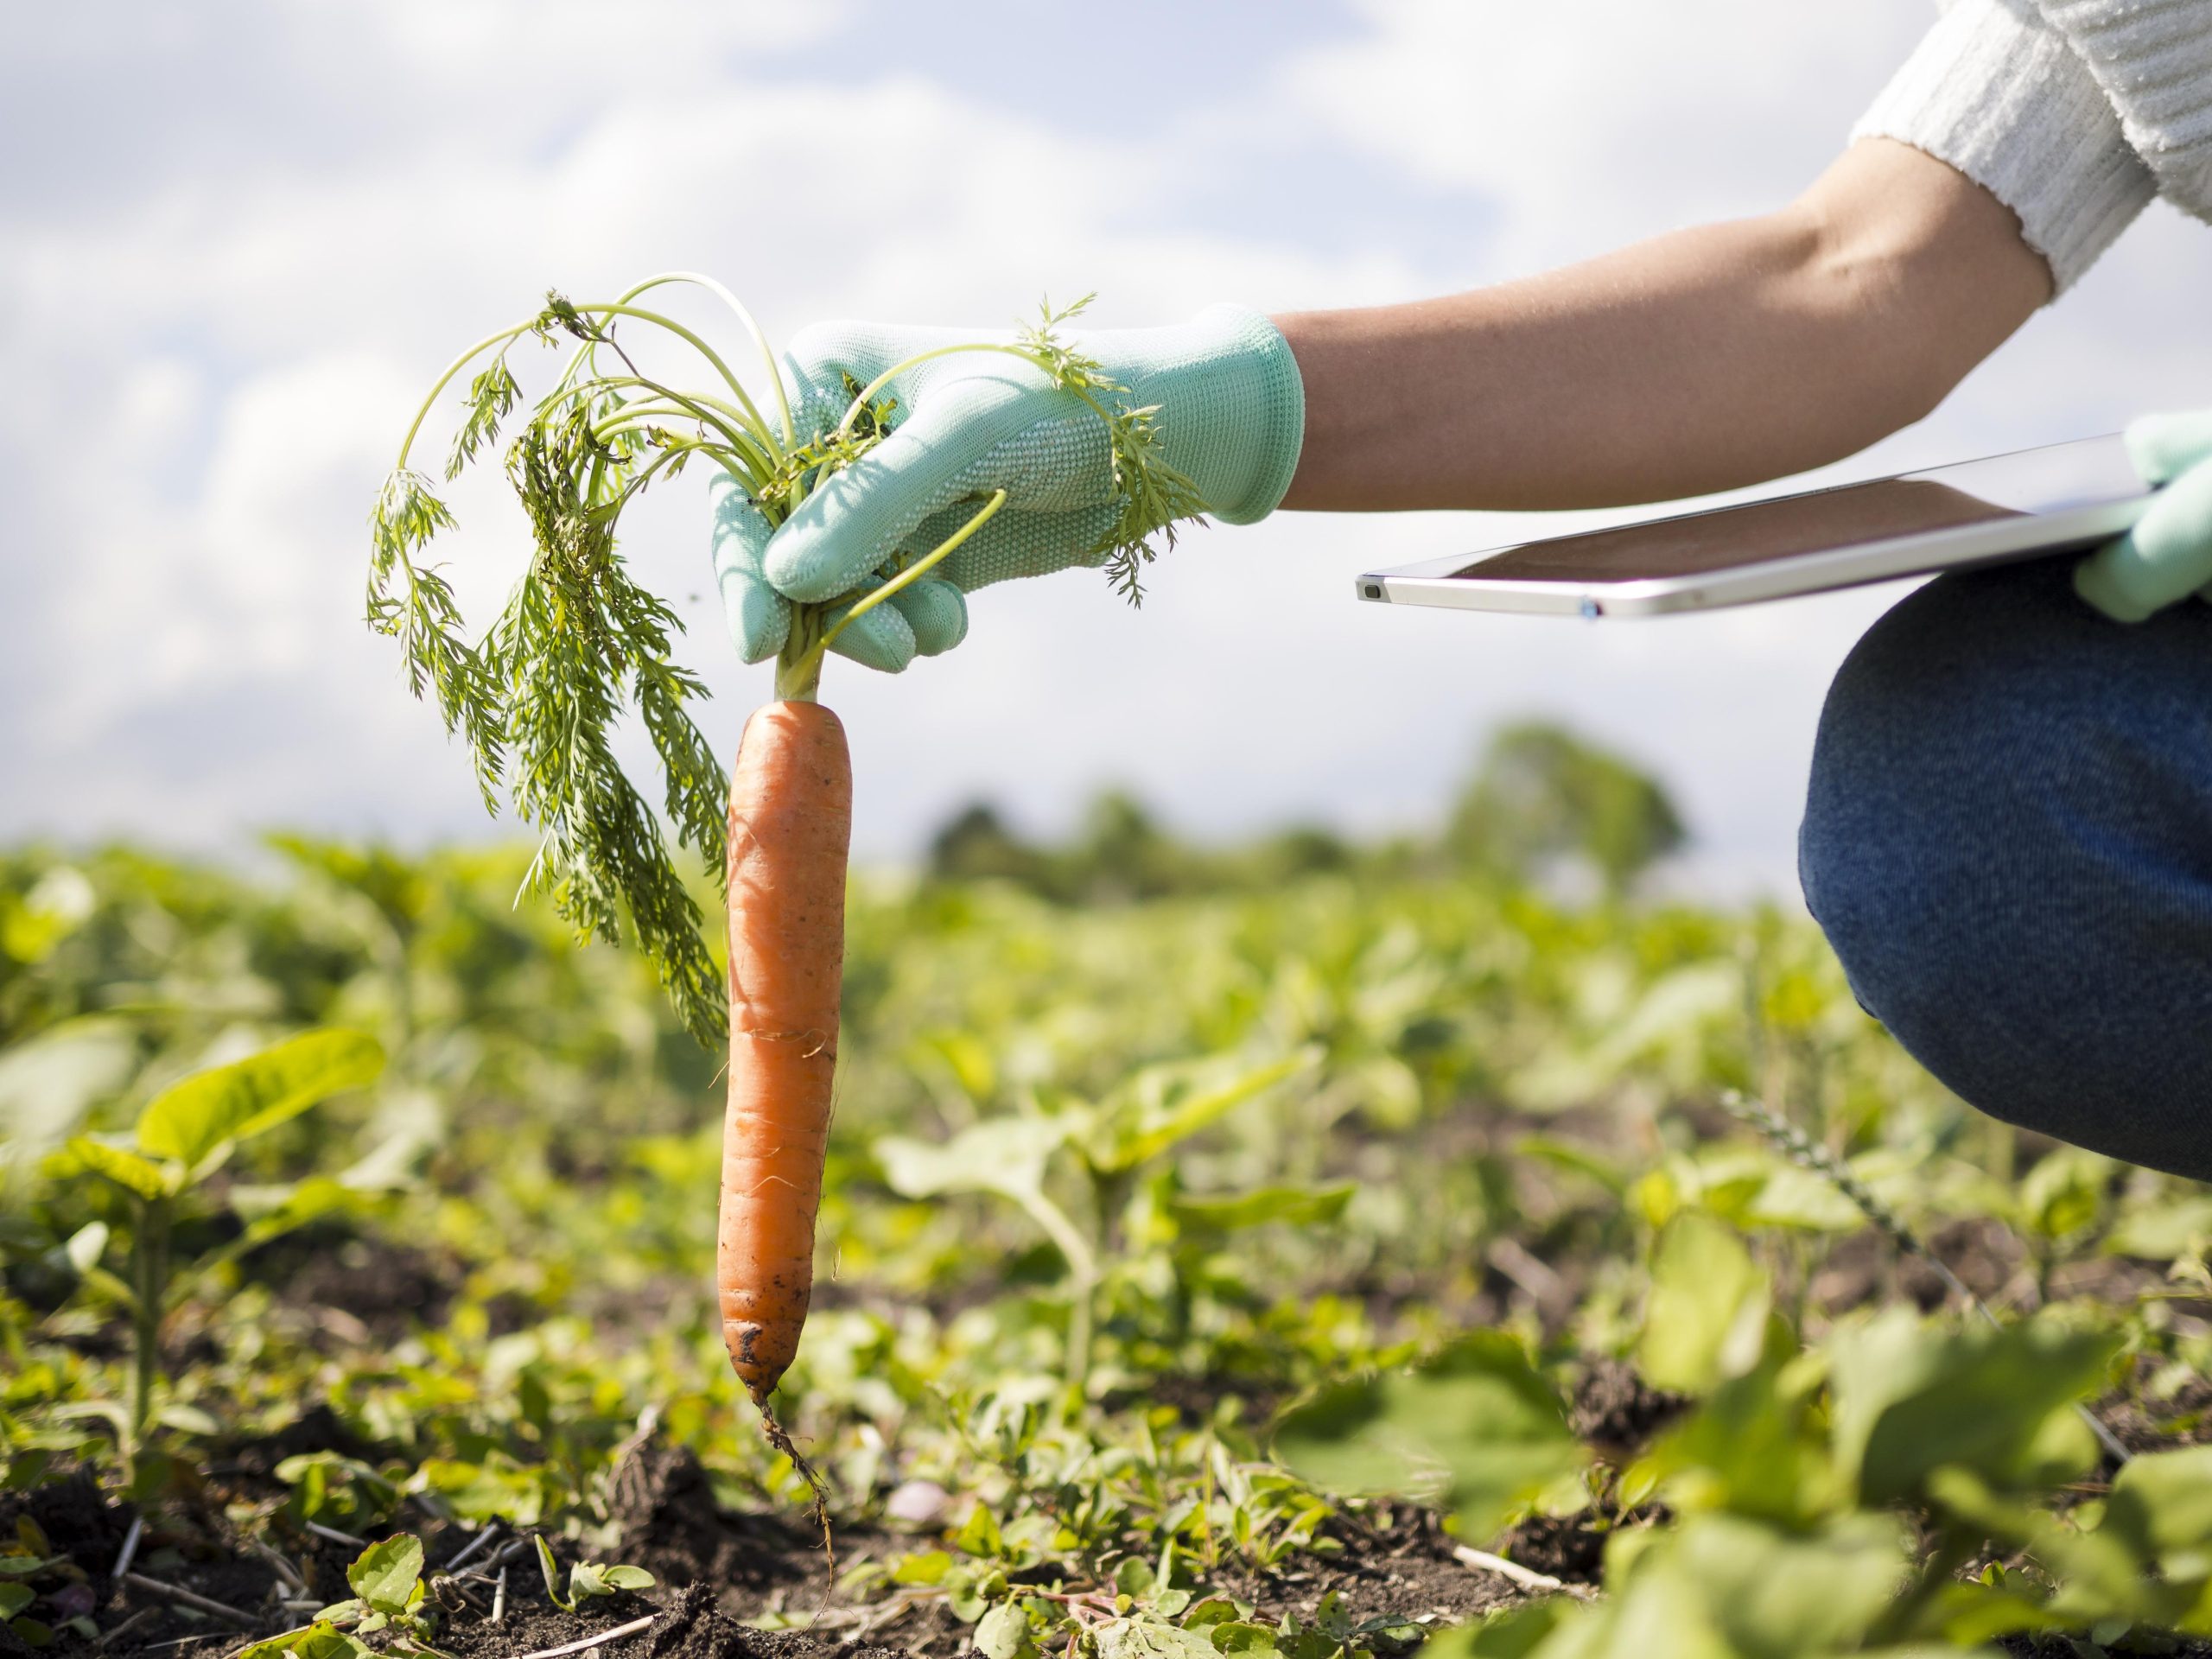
[7,748,2212,1659]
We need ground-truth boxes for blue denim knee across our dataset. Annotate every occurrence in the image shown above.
[1800,557,2212,1179]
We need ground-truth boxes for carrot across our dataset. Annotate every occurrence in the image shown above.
[718,698,851,1408]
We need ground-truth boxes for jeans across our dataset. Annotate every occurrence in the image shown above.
[1800,556,2212,1181]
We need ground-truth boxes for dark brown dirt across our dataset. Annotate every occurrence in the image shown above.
[440,1581,909,1659]
[606,1441,821,1599]
[1568,1359,1687,1462]
[1206,1505,1531,1630]
[1483,1514,1607,1584]
[281,1239,458,1339]
[2099,1365,2212,1455]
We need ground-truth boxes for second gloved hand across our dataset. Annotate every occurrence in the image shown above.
[712,304,1305,673]
[2075,410,2212,621]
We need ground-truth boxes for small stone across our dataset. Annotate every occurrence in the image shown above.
[883,1479,951,1526]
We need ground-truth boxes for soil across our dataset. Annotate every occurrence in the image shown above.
[8,1421,1553,1659]
[1205,1506,1529,1631]
[1567,1359,1687,1463]
[279,1240,459,1342]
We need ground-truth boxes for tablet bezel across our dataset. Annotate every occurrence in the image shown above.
[1354,434,2153,618]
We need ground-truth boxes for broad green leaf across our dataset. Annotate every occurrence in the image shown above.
[153,1402,220,1436]
[61,1135,167,1200]
[877,1116,1072,1203]
[1168,1184,1354,1233]
[1649,1353,1838,1527]
[1095,1617,1220,1659]
[346,1532,423,1615]
[569,1562,613,1600]
[2105,1195,2212,1261]
[1513,1135,1627,1196]
[1742,1163,1866,1233]
[1431,1601,1579,1659]
[0,1586,31,1619]
[0,1017,137,1180]
[232,1626,321,1659]
[1923,1466,2145,1619]
[892,1550,952,1586]
[1204,1623,1281,1656]
[2019,1147,2112,1243]
[1829,1307,2119,1505]
[1637,1211,1771,1394]
[1662,1513,1907,1659]
[975,1603,1031,1659]
[410,1456,542,1525]
[2103,1445,2212,1560]
[1087,1051,1316,1174]
[297,1625,378,1659]
[601,1566,654,1590]
[62,1222,108,1274]
[10,1617,53,1648]
[137,1029,384,1175]
[1273,1331,1587,1540]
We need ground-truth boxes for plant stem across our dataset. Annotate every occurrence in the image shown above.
[774,613,823,703]
[1011,1186,1100,1392]
[128,1196,168,1439]
[772,490,1009,702]
[614,272,794,447]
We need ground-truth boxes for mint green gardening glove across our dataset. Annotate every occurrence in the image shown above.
[711,305,1304,672]
[709,472,962,674]
[2075,411,2212,620]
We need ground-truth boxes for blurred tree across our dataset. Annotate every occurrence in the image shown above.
[1449,721,1687,896]
[1065,791,1207,904]
[927,804,1052,891]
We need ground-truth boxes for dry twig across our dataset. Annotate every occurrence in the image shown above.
[121,1573,263,1630]
[1451,1545,1598,1602]
[505,1613,657,1659]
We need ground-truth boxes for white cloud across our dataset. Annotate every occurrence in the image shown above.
[1280,0,1932,273]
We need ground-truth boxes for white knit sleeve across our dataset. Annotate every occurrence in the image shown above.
[2035,0,2212,221]
[1853,0,2155,291]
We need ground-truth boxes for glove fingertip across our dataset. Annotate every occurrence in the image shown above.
[2074,537,2158,623]
[892,578,969,657]
[764,506,887,605]
[719,569,791,664]
[825,601,917,675]
[2125,410,2212,485]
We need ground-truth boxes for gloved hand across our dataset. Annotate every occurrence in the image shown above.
[711,305,1305,672]
[2075,411,2212,621]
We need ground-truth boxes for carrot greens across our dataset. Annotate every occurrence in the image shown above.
[368,277,1203,1046]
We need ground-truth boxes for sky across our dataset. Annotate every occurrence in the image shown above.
[7,0,2212,892]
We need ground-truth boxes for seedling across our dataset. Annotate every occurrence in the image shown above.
[532,1535,653,1611]
[876,1048,1317,1388]
[50,1029,385,1438]
[238,1534,448,1659]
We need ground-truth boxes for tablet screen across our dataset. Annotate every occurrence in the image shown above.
[1454,436,2145,583]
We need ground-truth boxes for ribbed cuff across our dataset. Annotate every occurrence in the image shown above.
[1195,304,1306,524]
[1852,0,2156,291]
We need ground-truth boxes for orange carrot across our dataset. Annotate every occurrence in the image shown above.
[718,699,851,1408]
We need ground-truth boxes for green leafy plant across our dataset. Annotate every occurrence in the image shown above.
[533,1535,653,1611]
[49,1029,385,1437]
[240,1534,448,1659]
[370,277,1203,1046]
[875,1047,1316,1387]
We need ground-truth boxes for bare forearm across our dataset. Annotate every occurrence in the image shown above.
[1274,139,2052,512]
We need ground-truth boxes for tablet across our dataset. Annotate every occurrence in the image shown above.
[1354,434,2154,618]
